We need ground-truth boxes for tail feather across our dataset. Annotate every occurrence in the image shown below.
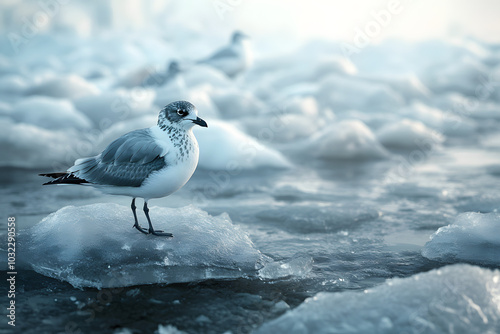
[39,172,89,185]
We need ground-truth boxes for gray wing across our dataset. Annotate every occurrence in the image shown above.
[68,129,166,187]
[201,47,238,63]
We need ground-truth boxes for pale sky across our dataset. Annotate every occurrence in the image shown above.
[227,0,500,43]
[1,0,499,45]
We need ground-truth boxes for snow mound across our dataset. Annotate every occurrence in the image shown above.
[0,118,81,168]
[0,75,29,96]
[210,87,266,119]
[74,89,156,125]
[23,204,267,288]
[195,120,292,170]
[297,120,389,161]
[11,96,93,130]
[27,74,99,99]
[377,119,444,150]
[422,212,500,266]
[317,75,404,111]
[256,264,500,334]
[401,102,476,136]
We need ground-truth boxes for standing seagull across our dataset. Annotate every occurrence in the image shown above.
[198,31,253,78]
[40,101,207,237]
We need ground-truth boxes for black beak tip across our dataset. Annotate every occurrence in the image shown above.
[193,117,208,128]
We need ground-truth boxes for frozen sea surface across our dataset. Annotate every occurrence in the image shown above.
[0,23,499,334]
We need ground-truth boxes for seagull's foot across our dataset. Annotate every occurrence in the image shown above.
[133,224,149,234]
[148,229,173,237]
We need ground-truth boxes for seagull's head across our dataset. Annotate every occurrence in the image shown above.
[158,101,208,131]
[232,31,250,44]
[167,61,182,75]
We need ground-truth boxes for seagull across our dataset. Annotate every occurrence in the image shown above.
[116,60,182,88]
[40,101,208,237]
[198,31,253,78]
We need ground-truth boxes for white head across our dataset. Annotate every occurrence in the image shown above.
[158,101,208,132]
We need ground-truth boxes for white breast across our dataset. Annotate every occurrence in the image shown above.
[137,126,199,200]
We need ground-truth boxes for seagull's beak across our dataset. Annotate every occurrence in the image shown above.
[192,117,208,127]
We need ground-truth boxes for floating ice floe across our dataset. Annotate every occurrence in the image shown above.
[296,120,389,161]
[256,264,500,334]
[422,212,500,266]
[377,119,444,150]
[23,204,267,289]
[195,120,292,170]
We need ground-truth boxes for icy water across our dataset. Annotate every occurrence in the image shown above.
[2,137,500,333]
[1,18,500,333]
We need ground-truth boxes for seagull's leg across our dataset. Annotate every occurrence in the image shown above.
[143,201,173,237]
[131,198,148,234]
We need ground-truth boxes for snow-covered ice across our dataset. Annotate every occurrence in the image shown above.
[422,212,500,266]
[255,264,500,334]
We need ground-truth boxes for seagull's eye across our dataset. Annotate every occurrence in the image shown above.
[176,109,187,117]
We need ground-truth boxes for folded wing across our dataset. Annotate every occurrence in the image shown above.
[68,129,166,187]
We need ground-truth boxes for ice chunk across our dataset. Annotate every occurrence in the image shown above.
[195,120,292,170]
[26,74,99,99]
[422,212,500,265]
[256,264,500,334]
[377,119,444,150]
[11,96,93,130]
[296,120,389,161]
[23,204,267,288]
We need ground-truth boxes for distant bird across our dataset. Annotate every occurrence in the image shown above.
[116,60,183,88]
[198,31,253,78]
[40,101,208,237]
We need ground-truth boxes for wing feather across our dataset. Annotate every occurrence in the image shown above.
[68,129,166,187]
